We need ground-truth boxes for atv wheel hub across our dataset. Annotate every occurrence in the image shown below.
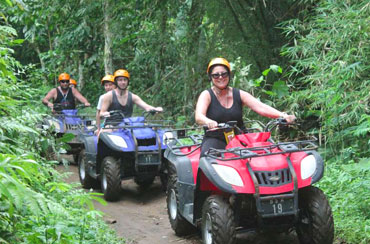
[204,212,212,244]
[102,171,107,191]
[169,189,177,220]
[79,159,85,180]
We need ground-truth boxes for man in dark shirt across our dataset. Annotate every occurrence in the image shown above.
[100,69,162,120]
[42,73,90,111]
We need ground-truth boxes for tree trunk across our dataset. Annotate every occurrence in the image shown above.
[183,0,205,116]
[103,0,113,75]
[224,0,264,72]
[78,56,86,89]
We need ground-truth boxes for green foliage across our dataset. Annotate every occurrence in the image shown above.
[281,0,370,158]
[281,1,370,243]
[0,15,124,244]
[2,0,369,242]
[318,157,370,243]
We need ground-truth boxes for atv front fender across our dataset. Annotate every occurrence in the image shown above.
[79,134,97,164]
[198,157,236,194]
[164,148,194,184]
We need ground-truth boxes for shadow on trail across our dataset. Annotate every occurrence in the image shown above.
[174,229,298,244]
[117,178,165,204]
[57,160,299,244]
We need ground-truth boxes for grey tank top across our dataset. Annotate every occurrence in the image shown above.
[107,90,133,117]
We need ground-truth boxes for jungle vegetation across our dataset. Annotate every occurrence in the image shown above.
[0,0,369,243]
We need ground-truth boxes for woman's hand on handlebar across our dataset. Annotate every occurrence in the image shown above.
[205,119,218,130]
[281,113,296,123]
[153,107,163,113]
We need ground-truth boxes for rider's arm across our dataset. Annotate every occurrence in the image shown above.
[71,87,90,106]
[95,95,105,130]
[132,93,163,112]
[100,92,113,115]
[42,88,57,109]
[240,90,296,123]
[195,90,218,129]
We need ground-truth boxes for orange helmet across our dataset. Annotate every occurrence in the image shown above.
[113,69,130,80]
[207,58,231,74]
[58,73,70,81]
[101,74,115,85]
[70,79,77,86]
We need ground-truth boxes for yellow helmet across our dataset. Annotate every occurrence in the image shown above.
[207,58,231,74]
[113,69,130,80]
[58,73,70,81]
[101,74,115,85]
[70,79,77,86]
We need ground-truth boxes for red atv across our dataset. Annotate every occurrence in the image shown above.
[164,119,334,244]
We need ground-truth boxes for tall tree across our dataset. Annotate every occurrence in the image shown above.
[103,0,113,75]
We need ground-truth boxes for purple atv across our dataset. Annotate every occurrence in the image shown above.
[77,110,172,201]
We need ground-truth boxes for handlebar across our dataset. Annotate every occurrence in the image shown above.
[204,121,240,133]
[203,118,296,133]
[264,117,296,132]
[99,110,126,118]
[53,103,89,110]
[142,109,163,119]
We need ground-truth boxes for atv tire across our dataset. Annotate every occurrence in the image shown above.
[201,195,236,244]
[296,186,334,244]
[73,154,79,164]
[134,176,155,188]
[101,156,121,202]
[167,163,195,236]
[78,149,99,189]
[159,159,169,192]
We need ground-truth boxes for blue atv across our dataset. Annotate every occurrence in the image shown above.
[77,110,172,201]
[41,103,94,162]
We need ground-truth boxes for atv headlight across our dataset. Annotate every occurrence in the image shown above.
[301,155,317,180]
[163,131,174,145]
[44,120,61,132]
[212,164,244,187]
[108,135,128,148]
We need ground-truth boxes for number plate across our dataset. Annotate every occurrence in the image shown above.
[138,154,159,165]
[261,198,294,216]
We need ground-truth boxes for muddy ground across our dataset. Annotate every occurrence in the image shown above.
[57,158,300,244]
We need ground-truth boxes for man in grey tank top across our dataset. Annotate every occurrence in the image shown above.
[100,69,163,121]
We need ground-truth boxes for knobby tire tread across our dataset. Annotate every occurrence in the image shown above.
[297,186,334,244]
[102,156,121,202]
[78,149,99,189]
[166,163,194,236]
[202,195,236,244]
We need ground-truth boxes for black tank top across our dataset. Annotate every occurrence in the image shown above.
[205,88,244,138]
[107,90,133,117]
[54,87,75,110]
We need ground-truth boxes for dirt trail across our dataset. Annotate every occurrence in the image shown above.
[58,159,299,244]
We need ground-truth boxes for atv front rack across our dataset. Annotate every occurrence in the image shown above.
[103,124,170,129]
[164,128,204,156]
[206,138,318,161]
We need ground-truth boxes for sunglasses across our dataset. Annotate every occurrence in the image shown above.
[60,80,70,84]
[211,72,229,79]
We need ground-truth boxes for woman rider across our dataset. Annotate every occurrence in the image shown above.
[195,57,296,157]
